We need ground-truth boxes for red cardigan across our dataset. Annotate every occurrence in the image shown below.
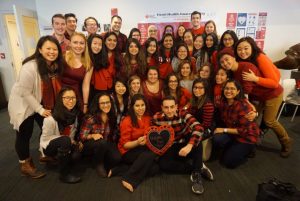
[118,115,151,155]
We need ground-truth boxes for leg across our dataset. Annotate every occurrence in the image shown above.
[221,141,255,169]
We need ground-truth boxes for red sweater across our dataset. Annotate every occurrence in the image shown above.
[159,51,173,79]
[191,26,205,36]
[118,115,151,155]
[234,62,283,101]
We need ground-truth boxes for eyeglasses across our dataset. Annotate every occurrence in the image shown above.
[62,96,76,101]
[99,101,111,105]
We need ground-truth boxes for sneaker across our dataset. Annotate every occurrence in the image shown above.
[190,171,204,194]
[201,163,214,181]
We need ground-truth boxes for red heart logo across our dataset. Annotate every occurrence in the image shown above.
[145,125,175,156]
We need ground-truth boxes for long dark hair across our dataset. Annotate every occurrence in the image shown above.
[88,92,117,130]
[103,32,122,71]
[159,33,175,63]
[191,78,210,109]
[128,94,148,128]
[203,33,219,59]
[123,38,147,78]
[235,36,263,66]
[163,73,182,100]
[128,28,141,40]
[144,37,159,63]
[23,35,64,81]
[218,30,238,51]
[87,34,108,71]
[162,25,174,37]
[221,79,245,101]
[52,87,80,130]
[112,76,129,115]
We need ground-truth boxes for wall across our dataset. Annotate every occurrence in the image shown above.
[0,0,37,99]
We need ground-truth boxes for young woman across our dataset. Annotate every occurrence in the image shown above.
[141,67,164,115]
[174,24,186,45]
[190,78,215,161]
[128,75,143,96]
[183,29,194,56]
[214,68,231,107]
[163,73,192,110]
[204,20,218,36]
[40,87,81,183]
[178,60,195,93]
[91,32,122,93]
[202,32,219,71]
[193,34,205,58]
[8,36,64,179]
[62,32,92,113]
[199,63,214,81]
[158,33,175,79]
[171,43,196,74]
[144,37,159,67]
[122,38,147,79]
[111,76,129,125]
[218,30,238,51]
[219,47,292,157]
[117,94,158,192]
[162,25,175,37]
[214,80,260,168]
[128,28,141,43]
[79,93,121,177]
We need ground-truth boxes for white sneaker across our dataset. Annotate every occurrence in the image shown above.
[201,163,214,181]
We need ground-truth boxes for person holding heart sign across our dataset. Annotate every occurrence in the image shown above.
[117,94,158,192]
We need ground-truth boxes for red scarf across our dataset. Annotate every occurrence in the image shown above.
[41,74,61,110]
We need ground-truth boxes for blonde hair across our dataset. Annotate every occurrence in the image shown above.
[65,32,91,71]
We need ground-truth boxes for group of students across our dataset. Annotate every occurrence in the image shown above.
[8,10,293,195]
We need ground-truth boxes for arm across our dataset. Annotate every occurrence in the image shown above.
[201,102,214,129]
[182,111,204,146]
[82,67,93,114]
[79,116,103,141]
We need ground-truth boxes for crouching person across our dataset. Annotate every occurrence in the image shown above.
[40,87,81,183]
[152,96,213,195]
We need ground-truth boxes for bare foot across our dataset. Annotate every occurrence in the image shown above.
[107,169,112,178]
[122,180,134,192]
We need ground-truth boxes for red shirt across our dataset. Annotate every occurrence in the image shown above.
[159,50,173,79]
[118,115,151,155]
[191,26,205,36]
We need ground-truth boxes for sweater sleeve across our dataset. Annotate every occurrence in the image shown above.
[256,54,281,88]
[201,102,214,129]
[118,117,133,152]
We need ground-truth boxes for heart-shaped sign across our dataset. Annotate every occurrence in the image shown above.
[145,125,175,156]
[238,16,246,25]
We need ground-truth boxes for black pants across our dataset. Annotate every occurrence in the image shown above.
[159,143,203,174]
[82,139,121,170]
[122,146,158,188]
[15,113,44,160]
[44,136,72,157]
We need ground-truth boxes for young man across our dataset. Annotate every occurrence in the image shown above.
[52,13,70,53]
[64,13,77,40]
[191,11,205,36]
[152,96,213,195]
[110,15,127,53]
[84,17,99,37]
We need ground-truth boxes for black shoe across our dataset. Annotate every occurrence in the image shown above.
[59,174,81,184]
[96,164,107,178]
[201,163,214,181]
[190,171,204,194]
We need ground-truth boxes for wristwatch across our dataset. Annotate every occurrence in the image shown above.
[223,128,228,133]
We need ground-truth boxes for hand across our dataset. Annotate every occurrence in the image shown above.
[42,109,51,117]
[92,134,103,141]
[214,128,224,134]
[245,111,257,121]
[179,144,193,157]
[242,69,259,82]
[137,136,146,146]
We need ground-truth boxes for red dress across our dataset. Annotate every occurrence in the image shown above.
[142,80,164,115]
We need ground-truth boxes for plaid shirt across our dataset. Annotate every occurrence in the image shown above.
[219,99,260,144]
[79,114,111,141]
[152,110,204,146]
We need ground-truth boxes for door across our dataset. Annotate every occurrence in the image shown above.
[4,5,40,78]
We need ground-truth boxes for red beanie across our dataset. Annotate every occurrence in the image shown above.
[218,47,235,60]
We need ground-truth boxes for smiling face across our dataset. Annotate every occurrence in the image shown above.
[194,36,204,50]
[70,34,86,56]
[191,13,201,28]
[131,31,141,41]
[52,17,66,36]
[205,22,215,34]
[131,79,141,94]
[111,17,122,32]
[168,75,178,91]
[163,36,173,49]
[115,81,127,96]
[199,66,211,79]
[183,32,193,46]
[66,16,77,32]
[224,82,240,100]
[193,82,205,97]
[219,54,236,71]
[147,69,159,83]
[133,99,146,118]
[177,26,186,37]
[216,68,228,85]
[91,37,102,54]
[39,40,59,65]
[147,41,157,55]
[105,34,117,51]
[223,33,234,48]
[129,42,139,56]
[98,95,111,114]
[85,18,98,35]
[205,35,214,48]
[62,90,77,111]
[237,41,252,60]
[177,46,188,60]
[180,63,192,78]
[148,25,158,39]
